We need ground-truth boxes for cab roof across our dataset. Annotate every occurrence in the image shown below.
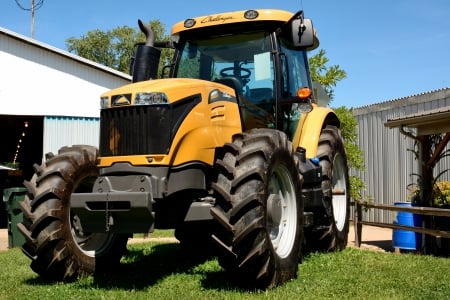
[171,9,294,36]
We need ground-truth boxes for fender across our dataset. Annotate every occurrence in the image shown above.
[292,104,340,158]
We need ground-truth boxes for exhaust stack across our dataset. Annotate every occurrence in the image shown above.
[131,19,161,82]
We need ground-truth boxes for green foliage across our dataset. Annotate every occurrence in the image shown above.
[308,51,367,200]
[308,49,347,101]
[65,20,173,76]
[434,181,450,207]
[333,106,366,201]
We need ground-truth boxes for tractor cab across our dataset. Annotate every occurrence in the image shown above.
[133,9,319,136]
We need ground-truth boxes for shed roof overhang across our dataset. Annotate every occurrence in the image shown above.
[384,106,450,136]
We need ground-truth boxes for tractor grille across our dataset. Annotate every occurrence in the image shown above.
[99,95,201,156]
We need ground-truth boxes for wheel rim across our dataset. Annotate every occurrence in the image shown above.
[70,213,114,257]
[70,175,115,257]
[267,165,297,258]
[331,153,348,232]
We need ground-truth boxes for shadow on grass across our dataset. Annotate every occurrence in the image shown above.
[92,242,226,290]
[23,242,268,292]
[23,242,226,290]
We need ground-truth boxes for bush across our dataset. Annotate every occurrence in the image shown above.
[434,181,450,207]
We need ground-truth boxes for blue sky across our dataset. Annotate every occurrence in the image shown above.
[1,0,449,108]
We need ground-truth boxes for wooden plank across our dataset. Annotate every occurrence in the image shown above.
[359,221,450,239]
[356,201,450,217]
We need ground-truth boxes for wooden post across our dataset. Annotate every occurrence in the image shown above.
[354,201,362,247]
[419,135,435,254]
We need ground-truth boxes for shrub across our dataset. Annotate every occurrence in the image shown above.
[433,181,450,207]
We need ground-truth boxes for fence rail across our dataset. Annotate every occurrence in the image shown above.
[352,201,450,248]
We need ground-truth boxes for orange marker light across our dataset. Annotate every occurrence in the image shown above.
[297,87,312,100]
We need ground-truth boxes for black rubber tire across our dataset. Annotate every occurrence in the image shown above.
[211,128,304,289]
[18,145,128,281]
[305,125,350,251]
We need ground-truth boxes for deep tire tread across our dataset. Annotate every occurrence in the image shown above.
[305,125,350,252]
[19,145,128,282]
[212,128,303,289]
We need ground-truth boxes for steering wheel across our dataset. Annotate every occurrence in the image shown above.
[220,67,251,80]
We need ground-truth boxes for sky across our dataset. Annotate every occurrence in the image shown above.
[1,0,449,108]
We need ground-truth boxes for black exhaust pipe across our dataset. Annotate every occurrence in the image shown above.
[130,19,161,82]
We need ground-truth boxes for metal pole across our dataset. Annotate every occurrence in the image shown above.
[31,0,35,38]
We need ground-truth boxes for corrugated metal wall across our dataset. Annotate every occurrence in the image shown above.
[353,88,450,223]
[42,116,100,157]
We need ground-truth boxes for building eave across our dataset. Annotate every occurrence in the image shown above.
[384,106,450,136]
[0,26,132,81]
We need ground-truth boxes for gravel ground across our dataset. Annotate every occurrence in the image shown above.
[0,225,393,252]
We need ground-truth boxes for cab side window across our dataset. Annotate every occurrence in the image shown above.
[280,39,310,97]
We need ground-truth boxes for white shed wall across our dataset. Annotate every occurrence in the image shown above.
[0,27,130,118]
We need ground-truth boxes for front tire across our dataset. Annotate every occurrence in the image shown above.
[211,129,304,289]
[18,145,128,281]
[305,125,350,251]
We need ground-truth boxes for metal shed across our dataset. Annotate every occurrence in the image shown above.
[0,26,131,178]
[0,27,131,228]
[353,88,450,223]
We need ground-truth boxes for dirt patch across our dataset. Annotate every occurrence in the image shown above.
[1,226,393,252]
[0,229,8,251]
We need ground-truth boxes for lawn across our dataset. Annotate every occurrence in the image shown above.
[0,238,449,300]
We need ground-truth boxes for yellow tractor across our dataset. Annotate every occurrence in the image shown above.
[18,8,349,289]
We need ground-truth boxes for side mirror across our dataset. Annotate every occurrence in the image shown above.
[291,18,319,50]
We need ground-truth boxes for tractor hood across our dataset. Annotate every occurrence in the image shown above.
[100,78,237,108]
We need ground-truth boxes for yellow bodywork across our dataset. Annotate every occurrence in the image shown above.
[293,104,337,158]
[98,79,336,167]
[98,8,330,168]
[98,78,242,167]
[171,9,294,35]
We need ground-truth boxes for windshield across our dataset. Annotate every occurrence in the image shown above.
[175,32,275,129]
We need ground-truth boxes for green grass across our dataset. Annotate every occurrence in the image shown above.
[133,229,175,239]
[1,242,449,300]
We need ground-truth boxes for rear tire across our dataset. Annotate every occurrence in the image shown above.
[211,129,304,289]
[18,145,128,281]
[305,125,350,251]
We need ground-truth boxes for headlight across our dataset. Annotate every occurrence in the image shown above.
[100,96,109,109]
[135,92,169,105]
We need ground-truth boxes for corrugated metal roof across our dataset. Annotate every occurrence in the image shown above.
[0,26,131,81]
[385,106,450,136]
[386,106,450,123]
[354,87,450,115]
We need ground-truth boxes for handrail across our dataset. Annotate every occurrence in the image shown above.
[352,201,450,248]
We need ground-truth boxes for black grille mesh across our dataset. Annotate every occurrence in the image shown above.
[99,95,200,156]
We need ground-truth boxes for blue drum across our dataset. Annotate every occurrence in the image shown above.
[392,202,422,250]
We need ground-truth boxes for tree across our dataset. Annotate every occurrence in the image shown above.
[66,20,172,75]
[333,107,366,201]
[309,49,347,101]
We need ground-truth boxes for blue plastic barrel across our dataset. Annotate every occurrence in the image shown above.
[392,202,422,250]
